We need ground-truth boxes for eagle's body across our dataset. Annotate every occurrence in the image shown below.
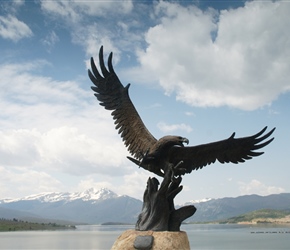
[88,46,275,178]
[128,135,189,177]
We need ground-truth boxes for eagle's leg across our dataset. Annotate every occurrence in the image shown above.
[170,160,186,182]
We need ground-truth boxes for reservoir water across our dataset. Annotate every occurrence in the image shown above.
[0,224,289,249]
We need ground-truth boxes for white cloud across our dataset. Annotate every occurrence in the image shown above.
[185,111,195,117]
[157,122,192,133]
[119,171,152,200]
[39,0,147,60]
[76,177,115,193]
[41,31,59,52]
[0,60,78,102]
[0,127,128,176]
[0,0,25,14]
[39,126,128,175]
[40,0,131,59]
[0,61,130,178]
[0,61,92,134]
[239,179,285,196]
[73,0,133,17]
[0,166,64,199]
[72,24,120,59]
[12,0,24,7]
[40,0,133,23]
[40,0,80,22]
[0,129,41,167]
[138,1,290,110]
[0,15,32,42]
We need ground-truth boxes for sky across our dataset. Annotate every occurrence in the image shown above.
[0,0,289,205]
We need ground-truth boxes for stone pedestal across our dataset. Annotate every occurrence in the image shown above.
[111,229,190,250]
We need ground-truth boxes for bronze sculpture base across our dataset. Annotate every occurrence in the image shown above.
[111,229,190,250]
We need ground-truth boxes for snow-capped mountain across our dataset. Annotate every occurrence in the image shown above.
[183,197,213,206]
[0,187,142,224]
[1,189,289,224]
[1,188,118,204]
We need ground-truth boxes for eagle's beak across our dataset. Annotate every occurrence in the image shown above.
[182,137,189,146]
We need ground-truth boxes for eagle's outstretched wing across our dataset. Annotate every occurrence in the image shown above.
[169,126,275,173]
[88,46,157,159]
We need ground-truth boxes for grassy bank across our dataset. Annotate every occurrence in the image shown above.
[0,218,76,232]
[218,209,290,224]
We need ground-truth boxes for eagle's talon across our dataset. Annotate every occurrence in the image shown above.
[171,171,177,183]
[174,160,184,170]
[169,161,185,182]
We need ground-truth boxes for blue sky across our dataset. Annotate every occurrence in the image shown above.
[0,0,289,205]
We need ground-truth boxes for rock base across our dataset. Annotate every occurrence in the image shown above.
[111,229,190,250]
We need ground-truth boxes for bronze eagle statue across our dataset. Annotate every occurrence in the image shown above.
[88,46,275,178]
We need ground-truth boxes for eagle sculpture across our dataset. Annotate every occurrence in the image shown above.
[88,46,275,179]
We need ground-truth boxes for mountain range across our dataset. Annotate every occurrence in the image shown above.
[1,188,290,224]
[186,193,290,222]
[0,188,142,224]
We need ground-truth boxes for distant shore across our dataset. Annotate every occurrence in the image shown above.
[216,209,290,225]
[236,217,290,225]
[101,222,133,226]
[0,218,76,232]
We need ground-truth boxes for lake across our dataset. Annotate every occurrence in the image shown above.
[0,224,289,249]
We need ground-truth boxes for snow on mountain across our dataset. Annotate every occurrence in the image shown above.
[0,187,142,224]
[69,187,119,202]
[182,197,213,206]
[1,188,119,204]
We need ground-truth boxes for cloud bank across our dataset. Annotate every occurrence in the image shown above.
[239,179,285,196]
[0,15,32,42]
[138,1,290,110]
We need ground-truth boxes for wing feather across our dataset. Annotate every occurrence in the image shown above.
[88,46,157,159]
[169,127,275,173]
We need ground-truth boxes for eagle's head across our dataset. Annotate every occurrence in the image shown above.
[158,135,189,148]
